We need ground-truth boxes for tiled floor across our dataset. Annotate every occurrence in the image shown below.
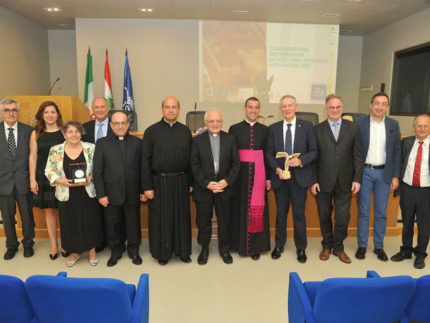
[0,236,426,323]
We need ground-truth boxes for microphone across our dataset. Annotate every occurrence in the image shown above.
[48,77,60,95]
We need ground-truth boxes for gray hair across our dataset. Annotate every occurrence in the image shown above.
[204,109,223,121]
[413,114,430,126]
[61,120,85,136]
[279,95,297,107]
[0,98,20,110]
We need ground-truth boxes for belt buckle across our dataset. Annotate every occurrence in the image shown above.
[370,164,375,169]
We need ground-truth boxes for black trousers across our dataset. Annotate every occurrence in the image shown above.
[0,187,34,250]
[196,196,232,254]
[274,175,308,250]
[399,183,430,258]
[316,181,352,252]
[104,201,141,256]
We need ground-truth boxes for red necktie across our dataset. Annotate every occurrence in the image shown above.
[412,141,423,187]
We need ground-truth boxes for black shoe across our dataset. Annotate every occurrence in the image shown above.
[61,251,70,258]
[271,247,284,259]
[374,248,388,262]
[107,253,121,267]
[158,259,169,265]
[297,249,307,263]
[355,247,366,260]
[198,247,209,265]
[23,247,34,258]
[391,251,412,262]
[131,254,142,265]
[220,252,233,264]
[414,258,425,269]
[49,253,58,260]
[251,254,260,260]
[180,256,192,263]
[4,248,17,260]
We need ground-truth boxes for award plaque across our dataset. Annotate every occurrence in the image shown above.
[69,162,87,186]
[275,152,301,179]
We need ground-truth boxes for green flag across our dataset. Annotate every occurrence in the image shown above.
[84,48,94,113]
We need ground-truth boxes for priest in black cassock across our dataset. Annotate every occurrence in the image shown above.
[228,97,271,260]
[141,96,193,265]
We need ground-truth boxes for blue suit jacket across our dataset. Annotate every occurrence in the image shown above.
[265,118,318,189]
[355,115,401,184]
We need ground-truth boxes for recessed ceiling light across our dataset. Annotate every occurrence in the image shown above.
[324,13,340,17]
[140,8,153,12]
[232,10,248,15]
[43,7,61,12]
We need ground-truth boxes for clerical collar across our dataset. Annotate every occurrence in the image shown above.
[163,118,176,127]
[119,136,124,141]
[245,119,256,126]
[210,132,218,137]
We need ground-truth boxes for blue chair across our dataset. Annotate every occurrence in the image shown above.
[0,274,34,323]
[288,272,416,323]
[25,272,149,323]
[368,270,430,323]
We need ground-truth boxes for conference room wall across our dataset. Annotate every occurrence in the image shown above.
[359,8,430,136]
[0,6,50,100]
[74,18,363,130]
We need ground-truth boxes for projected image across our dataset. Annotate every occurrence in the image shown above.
[199,21,339,104]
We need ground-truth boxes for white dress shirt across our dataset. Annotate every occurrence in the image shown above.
[4,122,18,146]
[365,116,386,166]
[403,136,430,187]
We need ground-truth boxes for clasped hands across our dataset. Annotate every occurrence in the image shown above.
[206,179,228,193]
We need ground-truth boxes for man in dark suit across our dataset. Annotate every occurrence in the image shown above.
[82,97,113,143]
[391,114,430,269]
[190,109,240,265]
[0,98,35,260]
[266,95,318,263]
[93,111,146,266]
[311,94,364,264]
[355,93,401,261]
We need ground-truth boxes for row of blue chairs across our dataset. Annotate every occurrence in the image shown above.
[288,271,430,323]
[0,272,149,323]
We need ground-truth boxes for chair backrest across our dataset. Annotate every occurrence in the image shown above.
[296,112,319,126]
[405,274,430,322]
[342,112,366,121]
[0,275,34,323]
[186,111,206,132]
[312,276,416,323]
[26,275,134,323]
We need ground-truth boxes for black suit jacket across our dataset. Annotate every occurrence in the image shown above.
[93,133,142,206]
[266,119,318,189]
[82,119,114,144]
[314,119,364,192]
[0,122,33,195]
[190,131,240,201]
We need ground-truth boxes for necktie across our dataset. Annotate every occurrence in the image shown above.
[96,123,104,142]
[412,141,423,187]
[333,122,339,141]
[285,123,292,154]
[8,127,16,158]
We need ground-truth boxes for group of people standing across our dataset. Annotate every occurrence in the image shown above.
[0,92,429,270]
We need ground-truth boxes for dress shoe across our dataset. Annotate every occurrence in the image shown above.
[355,247,366,260]
[271,247,284,259]
[107,254,121,267]
[319,249,331,261]
[158,259,169,265]
[23,247,34,258]
[198,247,209,265]
[61,251,70,258]
[4,248,18,260]
[414,257,425,269]
[131,254,142,265]
[180,256,192,263]
[251,254,260,260]
[390,251,412,262]
[220,252,233,264]
[89,258,99,266]
[297,249,307,263]
[374,248,388,262]
[66,255,81,267]
[333,250,351,264]
[49,253,58,260]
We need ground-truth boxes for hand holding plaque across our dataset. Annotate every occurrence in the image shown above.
[69,162,88,187]
[275,152,301,180]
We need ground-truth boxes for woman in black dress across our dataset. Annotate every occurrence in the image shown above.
[29,101,66,259]
[45,121,102,267]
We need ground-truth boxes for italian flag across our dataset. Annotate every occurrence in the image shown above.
[104,49,113,110]
[84,47,94,113]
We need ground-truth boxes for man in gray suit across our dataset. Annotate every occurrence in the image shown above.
[355,93,401,261]
[0,98,35,260]
[311,94,364,264]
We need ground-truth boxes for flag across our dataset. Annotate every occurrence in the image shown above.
[104,49,113,110]
[122,50,137,130]
[83,47,94,113]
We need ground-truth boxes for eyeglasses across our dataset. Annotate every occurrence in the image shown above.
[111,121,128,127]
[206,120,222,124]
[1,108,19,114]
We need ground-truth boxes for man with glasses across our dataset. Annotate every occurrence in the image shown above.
[355,93,401,262]
[311,94,364,264]
[190,109,240,264]
[93,111,145,266]
[0,98,35,260]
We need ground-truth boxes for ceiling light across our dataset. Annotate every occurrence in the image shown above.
[140,8,153,12]
[324,13,340,17]
[43,7,61,12]
[232,10,248,15]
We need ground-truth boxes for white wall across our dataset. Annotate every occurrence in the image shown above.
[359,8,430,136]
